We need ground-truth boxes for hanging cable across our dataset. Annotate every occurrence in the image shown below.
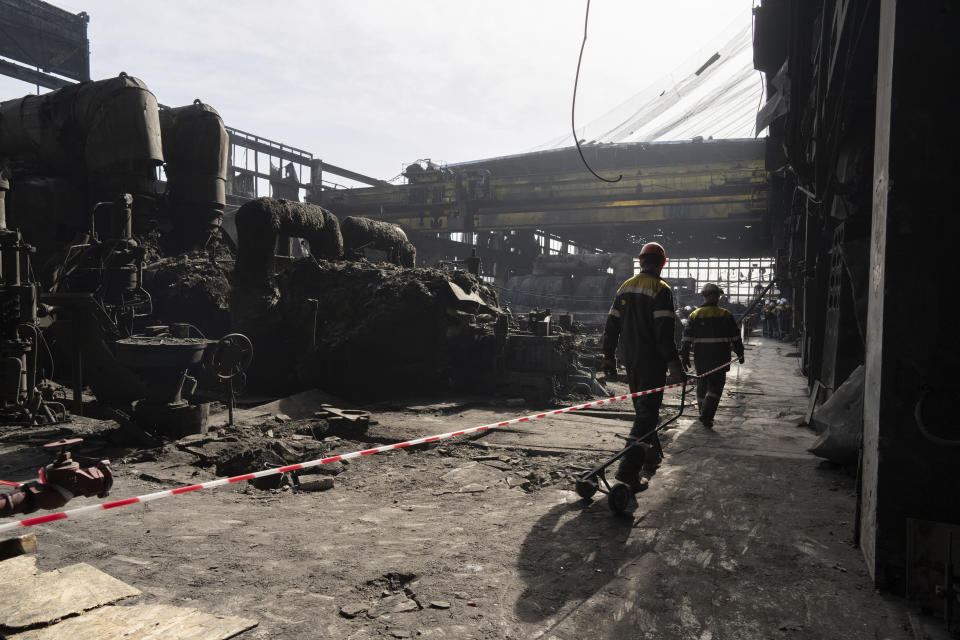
[571,0,622,183]
[752,1,766,136]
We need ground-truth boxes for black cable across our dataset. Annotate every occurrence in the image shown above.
[752,2,766,136]
[572,0,622,183]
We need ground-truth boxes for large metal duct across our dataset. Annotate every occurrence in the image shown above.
[341,216,416,267]
[158,100,228,249]
[233,197,343,286]
[0,72,163,204]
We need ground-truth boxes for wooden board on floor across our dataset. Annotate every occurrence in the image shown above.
[8,603,257,640]
[0,555,39,587]
[0,562,140,630]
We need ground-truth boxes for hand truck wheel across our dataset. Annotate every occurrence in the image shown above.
[608,482,632,515]
[575,477,598,500]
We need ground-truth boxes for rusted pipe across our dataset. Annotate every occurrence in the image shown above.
[234,198,343,285]
[341,216,416,267]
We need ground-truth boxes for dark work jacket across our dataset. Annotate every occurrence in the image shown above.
[602,272,679,373]
[680,302,744,373]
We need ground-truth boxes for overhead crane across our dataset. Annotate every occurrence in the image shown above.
[311,138,771,260]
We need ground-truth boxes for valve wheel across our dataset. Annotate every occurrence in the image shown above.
[43,438,83,450]
[209,333,254,380]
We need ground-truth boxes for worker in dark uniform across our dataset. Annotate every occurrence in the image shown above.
[777,297,791,339]
[680,283,745,428]
[761,300,774,337]
[602,242,685,491]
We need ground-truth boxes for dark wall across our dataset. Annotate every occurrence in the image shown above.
[863,0,960,589]
[757,0,960,590]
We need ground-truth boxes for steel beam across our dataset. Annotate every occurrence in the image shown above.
[0,59,73,89]
[313,160,387,187]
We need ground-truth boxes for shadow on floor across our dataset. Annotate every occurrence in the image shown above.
[514,496,644,623]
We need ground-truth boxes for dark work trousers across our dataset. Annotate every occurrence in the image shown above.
[696,370,727,424]
[617,365,665,479]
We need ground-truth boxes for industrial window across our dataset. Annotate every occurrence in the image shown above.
[448,232,477,244]
[533,231,546,253]
[635,257,778,304]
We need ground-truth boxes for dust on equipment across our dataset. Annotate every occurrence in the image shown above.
[0,171,64,424]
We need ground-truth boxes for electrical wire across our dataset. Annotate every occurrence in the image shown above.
[39,329,55,380]
[840,250,866,351]
[571,0,622,183]
[751,0,766,137]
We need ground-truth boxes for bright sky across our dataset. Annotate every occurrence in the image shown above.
[1,0,755,181]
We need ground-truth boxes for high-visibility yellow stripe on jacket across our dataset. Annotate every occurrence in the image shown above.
[603,272,679,371]
[680,302,744,373]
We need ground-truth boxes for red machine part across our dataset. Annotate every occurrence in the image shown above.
[0,438,113,517]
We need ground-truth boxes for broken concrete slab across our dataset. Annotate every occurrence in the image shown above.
[370,594,418,617]
[445,281,500,315]
[439,462,504,488]
[297,477,335,492]
[209,388,353,427]
[339,603,368,619]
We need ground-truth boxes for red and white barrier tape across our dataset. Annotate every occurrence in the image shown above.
[0,360,736,533]
[0,480,21,488]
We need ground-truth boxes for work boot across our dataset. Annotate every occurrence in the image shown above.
[614,470,649,492]
[696,384,705,415]
[641,451,663,478]
[700,392,721,428]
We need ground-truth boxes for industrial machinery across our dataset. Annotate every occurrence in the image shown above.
[1,74,244,432]
[114,333,209,437]
[0,170,63,424]
[502,253,633,318]
[49,193,151,333]
[0,438,112,517]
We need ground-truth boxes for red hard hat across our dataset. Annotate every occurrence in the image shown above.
[638,242,666,264]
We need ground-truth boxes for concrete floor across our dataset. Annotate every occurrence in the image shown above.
[0,335,920,639]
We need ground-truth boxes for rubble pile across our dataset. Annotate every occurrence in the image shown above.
[173,416,349,489]
[268,259,502,398]
[145,251,233,338]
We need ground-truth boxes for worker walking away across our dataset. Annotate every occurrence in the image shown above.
[764,300,774,337]
[773,298,785,339]
[777,297,792,339]
[680,283,745,428]
[602,242,685,491]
